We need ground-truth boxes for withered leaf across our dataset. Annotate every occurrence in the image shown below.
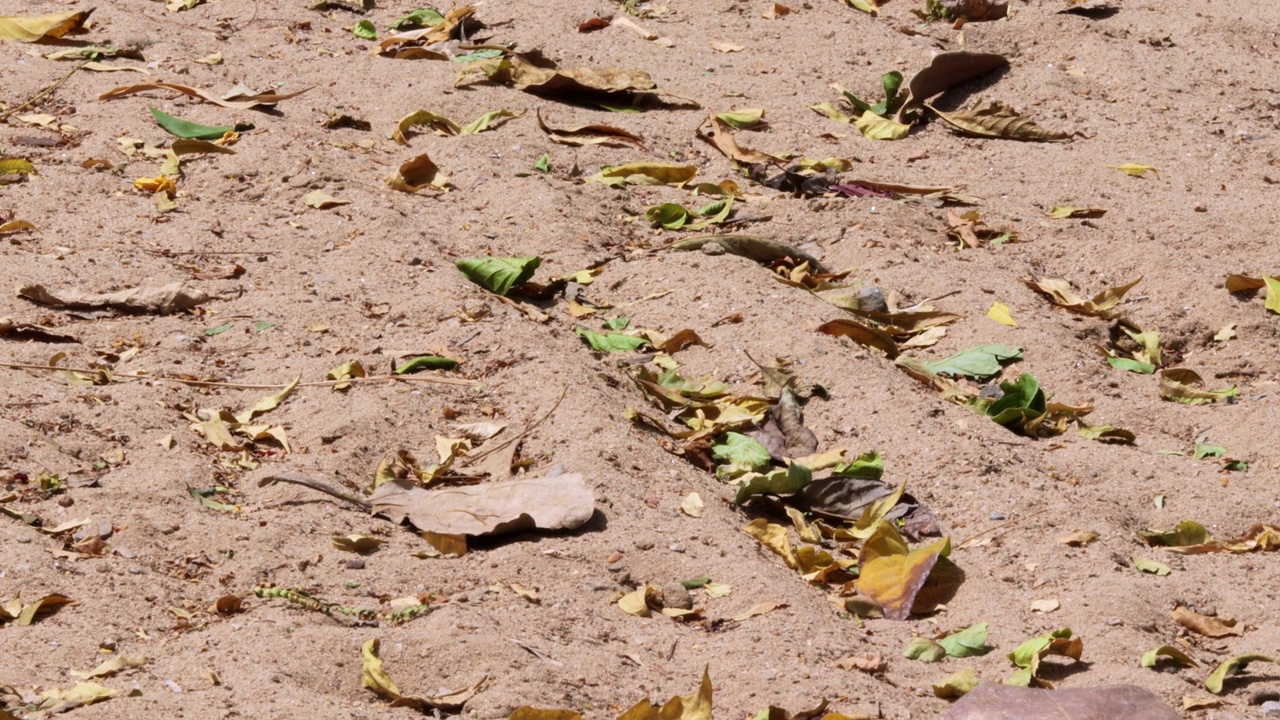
[0,317,78,343]
[369,473,594,536]
[817,319,900,358]
[1170,605,1242,638]
[930,100,1073,141]
[361,638,487,711]
[896,51,1009,123]
[18,282,213,314]
[536,108,645,148]
[387,154,449,192]
[100,81,310,110]
[670,235,827,273]
[855,522,961,620]
[0,10,93,42]
[1023,276,1141,319]
[696,113,782,164]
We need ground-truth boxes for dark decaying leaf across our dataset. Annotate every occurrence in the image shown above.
[931,100,1073,141]
[1058,0,1119,17]
[896,51,1009,123]
[370,474,595,536]
[745,354,818,460]
[670,235,828,273]
[0,318,78,343]
[473,52,658,100]
[938,684,1181,719]
[796,475,917,521]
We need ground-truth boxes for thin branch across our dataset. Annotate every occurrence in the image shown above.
[0,61,88,121]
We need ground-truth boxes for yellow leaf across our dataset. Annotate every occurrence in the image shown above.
[433,435,471,464]
[195,52,222,65]
[1264,277,1280,314]
[849,481,906,539]
[303,190,349,209]
[34,682,119,714]
[234,375,300,423]
[617,585,655,617]
[361,638,404,699]
[731,601,787,621]
[332,534,383,553]
[855,522,959,620]
[70,655,148,680]
[710,41,744,52]
[510,583,540,604]
[1112,163,1158,177]
[679,492,704,518]
[388,154,450,193]
[0,10,93,42]
[987,301,1017,326]
[741,518,796,568]
[326,360,366,391]
[853,110,910,140]
[361,638,486,711]
[587,162,697,187]
[133,176,176,198]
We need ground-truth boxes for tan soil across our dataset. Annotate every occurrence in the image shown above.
[3,0,1280,718]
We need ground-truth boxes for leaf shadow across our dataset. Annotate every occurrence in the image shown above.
[927,66,1011,112]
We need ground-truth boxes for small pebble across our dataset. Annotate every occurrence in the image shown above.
[128,567,144,575]
[346,559,365,570]
[1194,203,1208,213]
[584,579,613,592]
[16,536,30,544]
[57,496,74,507]
[669,544,686,553]
[990,512,1006,520]
[635,540,654,551]
[1262,701,1280,717]
[606,563,624,573]
[606,552,623,563]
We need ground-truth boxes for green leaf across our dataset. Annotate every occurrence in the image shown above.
[937,623,991,658]
[604,316,631,331]
[831,451,884,479]
[1141,645,1197,669]
[1076,424,1136,444]
[854,110,910,140]
[733,462,812,504]
[1265,277,1280,314]
[458,109,518,135]
[985,372,1047,428]
[1205,654,1278,694]
[1138,520,1210,547]
[1106,357,1156,374]
[712,432,772,471]
[680,576,711,589]
[455,256,541,295]
[1008,628,1075,669]
[533,154,550,173]
[351,20,377,39]
[575,328,649,353]
[149,107,252,140]
[389,7,444,29]
[715,108,764,129]
[1132,557,1171,576]
[924,344,1022,379]
[646,203,690,230]
[451,47,507,63]
[204,322,234,336]
[393,356,458,375]
[188,486,236,512]
[252,321,275,332]
[873,71,904,115]
[596,103,644,114]
[904,637,948,662]
[932,667,979,699]
[1223,459,1248,472]
[1159,368,1237,405]
[1193,444,1226,460]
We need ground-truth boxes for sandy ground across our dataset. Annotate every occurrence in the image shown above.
[3,0,1280,717]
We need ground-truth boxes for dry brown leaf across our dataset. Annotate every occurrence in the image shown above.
[696,113,782,165]
[816,319,900,358]
[1057,531,1097,546]
[99,81,310,110]
[762,3,793,18]
[836,653,884,673]
[731,601,787,621]
[69,655,148,680]
[361,638,486,712]
[710,41,745,52]
[17,282,213,314]
[1170,605,1243,638]
[896,51,1009,123]
[502,52,656,98]
[936,0,1008,21]
[0,317,78,343]
[930,100,1073,142]
[855,522,961,620]
[378,6,477,56]
[535,108,645,149]
[369,473,595,536]
[387,154,449,193]
[1023,276,1141,319]
[0,10,93,42]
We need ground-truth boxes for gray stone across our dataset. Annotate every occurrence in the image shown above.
[856,285,888,313]
[661,582,693,610]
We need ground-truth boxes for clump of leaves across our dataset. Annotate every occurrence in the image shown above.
[972,373,1094,437]
[812,70,910,140]
[1006,628,1083,687]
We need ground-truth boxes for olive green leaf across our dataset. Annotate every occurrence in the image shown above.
[455,257,541,295]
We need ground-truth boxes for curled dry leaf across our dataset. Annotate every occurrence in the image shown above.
[387,154,449,192]
[817,319,900,358]
[69,655,148,680]
[1158,368,1236,405]
[0,317,78,343]
[1023,276,1141,319]
[1166,523,1280,554]
[536,108,645,148]
[303,190,349,209]
[17,281,213,314]
[333,533,383,553]
[0,9,93,42]
[696,112,782,164]
[361,638,487,711]
[368,473,595,537]
[930,100,1073,142]
[587,162,696,187]
[99,81,310,110]
[1170,605,1241,638]
[1141,645,1198,668]
[896,51,1009,123]
[732,601,788,621]
[1205,654,1279,695]
[473,52,658,100]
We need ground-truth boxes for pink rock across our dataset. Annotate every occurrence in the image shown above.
[938,683,1180,720]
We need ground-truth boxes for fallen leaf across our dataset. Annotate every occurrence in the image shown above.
[1132,557,1171,576]
[303,190,349,209]
[763,3,793,18]
[588,162,696,187]
[1158,368,1236,405]
[904,637,947,662]
[326,360,366,391]
[923,344,1021,380]
[679,492,704,518]
[333,534,383,553]
[1030,598,1060,613]
[1112,163,1158,177]
[696,113,783,164]
[671,235,827,272]
[935,0,1008,21]
[17,282,212,314]
[1213,323,1237,342]
[391,108,518,143]
[896,51,1009,123]
[234,375,299,423]
[1057,531,1097,546]
[100,81,310,110]
[854,110,911,140]
[394,356,459,375]
[195,52,222,65]
[933,667,979,699]
[387,153,450,192]
[1005,628,1083,687]
[817,319,899,358]
[710,40,744,52]
[1140,520,1210,547]
[732,601,787,621]
[536,108,644,148]
[150,108,252,139]
[617,585,658,617]
[1181,696,1223,711]
[930,100,1072,141]
[1045,205,1106,219]
[1205,654,1278,695]
[987,302,1016,326]
[0,10,92,42]
[0,593,74,626]
[742,518,796,569]
[363,473,595,537]
[855,522,961,620]
[31,681,120,716]
[510,583,540,604]
[715,108,764,129]
[0,317,77,343]
[361,638,486,711]
[69,655,148,680]
[1141,645,1198,669]
[1023,276,1142,319]
[1167,523,1280,554]
[1077,423,1135,444]
[481,52,658,100]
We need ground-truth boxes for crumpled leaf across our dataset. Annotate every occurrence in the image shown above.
[679,492,703,518]
[536,108,644,148]
[896,51,1009,123]
[0,9,92,42]
[816,319,899,358]
[361,638,486,711]
[936,0,1008,21]
[855,522,961,620]
[0,317,77,343]
[742,518,796,569]
[69,655,149,680]
[368,473,595,536]
[0,593,75,626]
[1076,423,1135,444]
[711,432,772,478]
[697,112,783,164]
[1023,276,1141,319]
[930,100,1072,141]
[617,584,660,617]
[1205,654,1278,694]
[938,623,991,658]
[716,108,764,129]
[577,328,649,353]
[1005,628,1083,687]
[670,235,827,273]
[854,110,911,140]
[1158,368,1236,405]
[390,7,445,30]
[149,107,252,139]
[1045,205,1106,219]
[1169,605,1240,638]
[393,355,458,374]
[1132,557,1170,576]
[387,154,450,192]
[1165,523,1280,554]
[30,681,120,716]
[1141,645,1198,669]
[734,462,811,504]
[939,683,1180,719]
[904,637,948,662]
[933,667,980,699]
[1139,520,1210,547]
[473,52,658,100]
[17,282,212,314]
[646,198,733,231]
[235,375,299,423]
[455,256,540,295]
[100,82,309,110]
[923,345,1021,380]
[391,108,518,143]
[588,162,697,187]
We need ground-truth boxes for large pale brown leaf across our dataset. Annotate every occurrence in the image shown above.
[99,81,310,110]
[378,6,476,57]
[1170,605,1243,638]
[696,113,781,165]
[17,282,213,314]
[896,51,1008,123]
[930,100,1072,141]
[370,473,595,536]
[669,235,828,273]
[0,9,93,42]
[1023,276,1141,318]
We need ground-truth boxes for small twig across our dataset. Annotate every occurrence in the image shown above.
[0,362,476,389]
[259,472,372,511]
[0,61,89,121]
[468,384,568,462]
[955,507,1049,549]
